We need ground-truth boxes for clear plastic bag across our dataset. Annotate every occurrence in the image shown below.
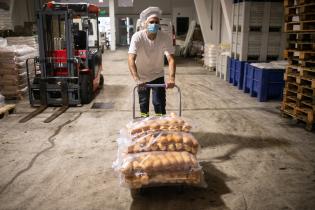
[0,93,4,106]
[125,114,192,138]
[118,131,199,154]
[113,114,207,189]
[113,151,205,189]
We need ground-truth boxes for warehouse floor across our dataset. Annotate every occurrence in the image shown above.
[0,48,315,210]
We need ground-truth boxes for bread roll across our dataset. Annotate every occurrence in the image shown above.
[175,143,183,151]
[157,142,167,151]
[173,133,182,143]
[149,123,160,131]
[152,157,162,171]
[184,144,192,153]
[151,143,158,151]
[159,135,168,144]
[167,144,175,151]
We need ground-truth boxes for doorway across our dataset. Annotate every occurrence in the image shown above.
[176,17,189,36]
[118,17,134,46]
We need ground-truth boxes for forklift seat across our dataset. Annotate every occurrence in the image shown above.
[74,30,87,49]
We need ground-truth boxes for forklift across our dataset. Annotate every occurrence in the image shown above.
[20,2,104,123]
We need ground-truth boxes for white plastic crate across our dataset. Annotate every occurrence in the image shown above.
[216,52,230,80]
[231,1,285,61]
[269,2,283,28]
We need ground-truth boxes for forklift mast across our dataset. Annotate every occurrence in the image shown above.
[29,2,101,106]
[20,2,103,123]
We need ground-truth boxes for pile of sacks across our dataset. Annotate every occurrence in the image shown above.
[203,44,220,69]
[0,45,36,99]
[6,36,38,54]
[113,113,205,189]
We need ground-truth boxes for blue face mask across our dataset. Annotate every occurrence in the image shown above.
[147,23,159,33]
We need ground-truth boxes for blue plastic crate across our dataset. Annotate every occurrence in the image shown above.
[233,60,246,90]
[249,66,285,102]
[229,58,236,84]
[243,63,254,93]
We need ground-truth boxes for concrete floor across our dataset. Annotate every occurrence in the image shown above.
[0,48,315,210]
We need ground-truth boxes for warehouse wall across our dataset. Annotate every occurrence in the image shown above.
[114,0,197,45]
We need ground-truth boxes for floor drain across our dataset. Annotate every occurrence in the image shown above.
[91,102,114,109]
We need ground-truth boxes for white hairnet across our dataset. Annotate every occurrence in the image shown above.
[140,7,162,22]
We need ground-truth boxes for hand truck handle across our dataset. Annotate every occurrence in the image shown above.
[132,84,182,119]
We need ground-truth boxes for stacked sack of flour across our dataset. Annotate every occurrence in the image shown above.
[6,36,38,55]
[0,45,36,99]
[113,113,205,189]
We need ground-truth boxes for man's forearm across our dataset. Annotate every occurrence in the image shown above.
[128,56,140,81]
[168,55,176,81]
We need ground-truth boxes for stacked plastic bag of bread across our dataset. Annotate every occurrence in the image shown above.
[114,151,203,188]
[124,170,202,189]
[126,114,192,138]
[113,114,206,189]
[119,131,199,154]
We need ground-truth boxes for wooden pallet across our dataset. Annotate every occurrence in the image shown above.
[281,104,315,131]
[297,96,315,110]
[296,76,315,88]
[284,0,315,8]
[284,72,299,83]
[283,94,298,104]
[285,82,299,92]
[285,3,315,16]
[288,58,315,67]
[284,49,315,60]
[286,12,315,22]
[287,42,315,51]
[298,66,315,77]
[0,104,16,119]
[285,20,315,32]
[287,33,315,43]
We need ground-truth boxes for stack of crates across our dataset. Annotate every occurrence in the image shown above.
[231,0,286,62]
[281,0,315,130]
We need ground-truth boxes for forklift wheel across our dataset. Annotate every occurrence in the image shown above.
[80,74,93,104]
[99,74,104,89]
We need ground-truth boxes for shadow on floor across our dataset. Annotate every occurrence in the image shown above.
[193,132,290,161]
[129,161,231,210]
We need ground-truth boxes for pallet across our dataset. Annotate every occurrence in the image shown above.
[284,0,315,8]
[285,20,315,32]
[285,3,315,16]
[296,76,315,88]
[288,58,315,68]
[286,12,315,22]
[0,104,16,119]
[287,33,315,42]
[297,96,315,110]
[284,72,299,83]
[284,49,315,60]
[281,104,315,131]
[283,92,298,104]
[287,42,315,51]
[285,82,299,92]
[298,66,315,77]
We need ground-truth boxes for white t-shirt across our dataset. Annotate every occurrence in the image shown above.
[128,30,175,83]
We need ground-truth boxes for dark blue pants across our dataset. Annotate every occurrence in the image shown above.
[138,77,166,116]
